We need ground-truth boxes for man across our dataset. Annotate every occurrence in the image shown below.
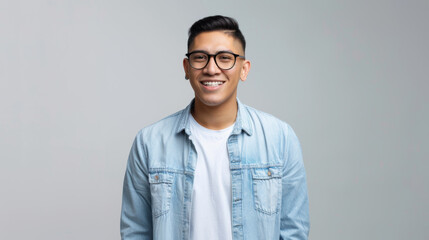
[121,15,310,239]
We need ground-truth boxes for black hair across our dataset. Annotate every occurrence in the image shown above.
[187,15,246,53]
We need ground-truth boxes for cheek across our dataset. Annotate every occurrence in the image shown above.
[189,70,200,78]
[227,69,242,80]
[189,76,200,89]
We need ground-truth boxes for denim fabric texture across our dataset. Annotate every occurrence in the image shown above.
[120,99,310,240]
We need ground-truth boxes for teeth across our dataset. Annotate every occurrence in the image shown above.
[202,81,224,86]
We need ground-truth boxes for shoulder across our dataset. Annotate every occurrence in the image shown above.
[135,108,185,141]
[241,103,292,134]
[239,103,302,166]
[240,103,300,154]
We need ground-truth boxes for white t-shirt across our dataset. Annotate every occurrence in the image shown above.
[189,114,234,240]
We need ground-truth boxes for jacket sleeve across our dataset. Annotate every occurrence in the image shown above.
[280,124,310,240]
[120,131,153,239]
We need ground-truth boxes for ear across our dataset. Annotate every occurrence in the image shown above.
[183,58,190,79]
[240,59,251,82]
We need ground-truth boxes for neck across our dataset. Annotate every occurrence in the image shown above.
[192,98,238,130]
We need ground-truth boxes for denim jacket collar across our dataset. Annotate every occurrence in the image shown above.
[176,98,253,136]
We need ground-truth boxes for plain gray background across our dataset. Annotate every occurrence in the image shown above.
[1,0,428,239]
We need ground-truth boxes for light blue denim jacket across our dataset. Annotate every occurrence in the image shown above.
[121,99,310,240]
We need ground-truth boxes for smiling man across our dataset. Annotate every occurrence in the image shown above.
[121,15,310,240]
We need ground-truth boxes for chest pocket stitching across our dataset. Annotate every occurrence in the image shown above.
[149,172,174,217]
[252,167,282,215]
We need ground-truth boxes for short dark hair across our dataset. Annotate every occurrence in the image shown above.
[187,15,246,53]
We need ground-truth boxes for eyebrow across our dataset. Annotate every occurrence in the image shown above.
[189,49,234,54]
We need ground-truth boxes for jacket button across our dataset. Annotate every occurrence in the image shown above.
[155,175,159,180]
[267,170,271,176]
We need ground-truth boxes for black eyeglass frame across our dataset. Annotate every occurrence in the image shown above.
[185,51,245,70]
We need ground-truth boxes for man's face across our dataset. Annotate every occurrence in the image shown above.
[183,31,250,108]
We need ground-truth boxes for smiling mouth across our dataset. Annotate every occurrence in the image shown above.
[201,81,225,87]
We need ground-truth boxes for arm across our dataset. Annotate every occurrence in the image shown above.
[120,131,153,239]
[280,124,310,240]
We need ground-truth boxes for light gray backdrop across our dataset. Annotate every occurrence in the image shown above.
[1,0,428,239]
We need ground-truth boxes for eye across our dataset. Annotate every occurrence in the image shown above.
[217,53,234,62]
[191,53,208,62]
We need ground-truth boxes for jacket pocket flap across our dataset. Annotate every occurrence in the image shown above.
[149,172,173,184]
[252,167,281,180]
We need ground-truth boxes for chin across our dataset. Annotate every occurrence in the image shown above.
[199,98,224,107]
[196,94,235,108]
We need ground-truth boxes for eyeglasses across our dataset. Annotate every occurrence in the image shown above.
[185,51,245,70]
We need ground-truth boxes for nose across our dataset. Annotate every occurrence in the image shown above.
[203,56,221,75]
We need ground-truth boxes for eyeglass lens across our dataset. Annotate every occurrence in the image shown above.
[189,52,236,70]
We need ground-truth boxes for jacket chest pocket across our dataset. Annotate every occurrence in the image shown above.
[252,167,282,215]
[149,172,173,217]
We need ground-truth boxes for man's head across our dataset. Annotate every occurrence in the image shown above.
[183,16,251,109]
[187,15,246,53]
